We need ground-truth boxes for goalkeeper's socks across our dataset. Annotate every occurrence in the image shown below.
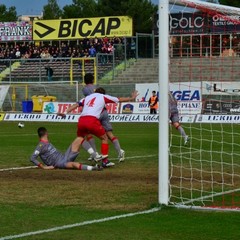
[81,139,97,157]
[178,126,187,138]
[79,164,96,171]
[87,135,97,152]
[111,137,121,155]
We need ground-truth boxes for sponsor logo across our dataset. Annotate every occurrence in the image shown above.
[34,22,55,38]
[196,114,240,123]
[171,16,204,29]
[33,16,132,40]
[44,102,56,114]
[0,22,32,41]
[171,90,200,101]
[122,104,134,114]
[230,108,240,113]
[3,113,196,123]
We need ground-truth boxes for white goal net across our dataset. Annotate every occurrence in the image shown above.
[163,0,240,210]
[0,81,79,112]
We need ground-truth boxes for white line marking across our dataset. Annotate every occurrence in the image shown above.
[0,166,37,172]
[0,154,158,172]
[0,133,37,137]
[180,188,240,205]
[0,207,160,240]
[111,154,157,161]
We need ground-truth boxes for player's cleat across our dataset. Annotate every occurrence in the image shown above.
[94,154,108,162]
[88,152,100,161]
[102,160,115,168]
[184,136,190,145]
[88,156,94,161]
[118,149,125,162]
[92,165,103,171]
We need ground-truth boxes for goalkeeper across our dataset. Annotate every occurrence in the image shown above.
[169,91,189,145]
[30,127,103,171]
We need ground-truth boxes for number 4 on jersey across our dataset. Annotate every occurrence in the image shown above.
[86,97,96,107]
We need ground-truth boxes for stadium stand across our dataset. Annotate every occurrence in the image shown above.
[0,37,125,82]
[112,57,240,83]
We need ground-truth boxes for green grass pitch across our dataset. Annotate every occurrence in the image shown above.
[0,121,240,240]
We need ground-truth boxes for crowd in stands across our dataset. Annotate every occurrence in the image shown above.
[0,37,136,62]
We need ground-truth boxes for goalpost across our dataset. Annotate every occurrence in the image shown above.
[159,0,240,210]
[70,57,97,85]
[0,81,79,112]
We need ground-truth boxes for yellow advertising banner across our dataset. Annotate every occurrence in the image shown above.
[33,16,132,40]
[0,113,5,121]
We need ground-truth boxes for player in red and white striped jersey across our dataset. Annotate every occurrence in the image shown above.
[62,87,138,167]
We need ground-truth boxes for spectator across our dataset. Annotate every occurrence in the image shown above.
[45,65,53,81]
[0,37,125,60]
[15,48,21,59]
[148,91,158,114]
[89,45,96,57]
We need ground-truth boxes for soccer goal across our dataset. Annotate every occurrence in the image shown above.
[0,81,79,112]
[70,57,97,84]
[159,0,240,210]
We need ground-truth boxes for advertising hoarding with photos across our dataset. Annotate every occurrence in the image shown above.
[0,22,32,41]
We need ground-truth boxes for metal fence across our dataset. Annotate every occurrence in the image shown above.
[1,32,239,84]
[0,37,138,83]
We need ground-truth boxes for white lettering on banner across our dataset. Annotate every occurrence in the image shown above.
[4,113,80,122]
[0,26,30,36]
[196,114,240,123]
[171,16,204,29]
[230,108,240,113]
[0,22,32,41]
[4,113,195,123]
[212,15,240,26]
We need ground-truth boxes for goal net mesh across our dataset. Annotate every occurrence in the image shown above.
[0,81,79,112]
[168,0,240,209]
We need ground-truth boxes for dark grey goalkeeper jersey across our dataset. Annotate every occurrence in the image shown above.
[82,84,96,97]
[169,92,178,115]
[169,92,180,123]
[30,141,64,167]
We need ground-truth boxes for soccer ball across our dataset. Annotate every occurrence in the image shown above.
[18,122,24,128]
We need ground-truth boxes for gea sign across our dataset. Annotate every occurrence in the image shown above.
[33,16,132,40]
